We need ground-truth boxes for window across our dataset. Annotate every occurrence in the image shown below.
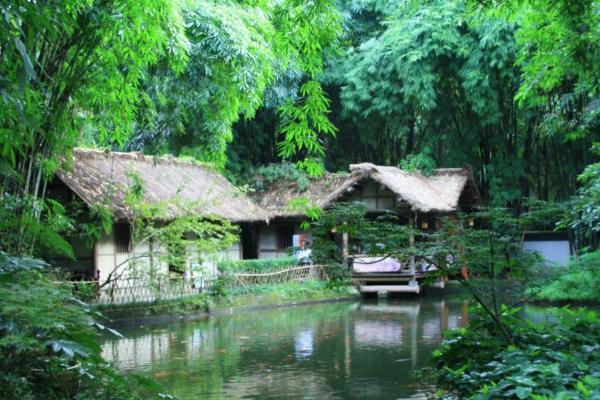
[277,227,294,249]
[114,223,132,253]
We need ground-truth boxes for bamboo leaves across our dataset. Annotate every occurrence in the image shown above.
[274,0,342,175]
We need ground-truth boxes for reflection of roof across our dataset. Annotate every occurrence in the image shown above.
[56,148,269,222]
[253,163,481,217]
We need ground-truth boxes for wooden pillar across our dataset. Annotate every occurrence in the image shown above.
[409,212,416,277]
[457,216,469,280]
[341,221,349,260]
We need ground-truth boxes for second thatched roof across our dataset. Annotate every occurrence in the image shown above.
[56,148,269,222]
[253,162,481,217]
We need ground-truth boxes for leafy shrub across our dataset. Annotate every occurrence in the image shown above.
[57,280,99,303]
[215,257,312,297]
[399,151,436,176]
[531,250,600,303]
[250,162,311,192]
[0,254,169,400]
[217,256,297,273]
[429,307,600,399]
[323,264,352,290]
[0,195,75,259]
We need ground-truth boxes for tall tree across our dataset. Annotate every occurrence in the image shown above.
[0,0,185,255]
[327,0,598,205]
[128,0,343,174]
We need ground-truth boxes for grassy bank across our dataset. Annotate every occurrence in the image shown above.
[527,251,600,304]
[217,280,358,308]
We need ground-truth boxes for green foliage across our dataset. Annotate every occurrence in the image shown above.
[506,1,600,110]
[221,279,349,298]
[131,0,279,166]
[399,151,437,176]
[311,202,535,281]
[277,81,338,176]
[0,256,169,399]
[0,0,185,257]
[531,251,600,303]
[339,0,537,203]
[287,197,323,230]
[95,293,213,318]
[250,162,311,192]
[565,145,600,250]
[312,203,414,265]
[217,257,297,274]
[322,263,352,290]
[311,202,373,264]
[215,259,352,298]
[0,0,184,161]
[273,0,342,175]
[130,0,342,175]
[0,194,76,259]
[0,252,47,275]
[518,198,567,233]
[430,307,600,399]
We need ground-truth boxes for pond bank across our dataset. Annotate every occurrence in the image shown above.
[98,280,479,326]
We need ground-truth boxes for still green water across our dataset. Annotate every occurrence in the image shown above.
[102,295,470,399]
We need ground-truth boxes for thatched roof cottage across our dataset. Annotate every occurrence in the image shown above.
[50,148,269,282]
[252,163,481,258]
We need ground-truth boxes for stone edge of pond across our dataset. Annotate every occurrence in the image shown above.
[102,293,360,327]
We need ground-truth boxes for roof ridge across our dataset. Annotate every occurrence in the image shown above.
[72,147,218,170]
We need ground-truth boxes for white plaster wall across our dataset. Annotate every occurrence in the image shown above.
[95,232,116,283]
[95,232,168,283]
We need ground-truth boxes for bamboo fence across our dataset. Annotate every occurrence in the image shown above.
[58,264,327,306]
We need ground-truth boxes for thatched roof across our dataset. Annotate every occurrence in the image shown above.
[253,162,481,217]
[56,148,269,222]
[252,172,358,218]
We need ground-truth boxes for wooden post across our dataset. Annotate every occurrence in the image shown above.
[457,216,469,280]
[409,212,416,277]
[342,224,349,260]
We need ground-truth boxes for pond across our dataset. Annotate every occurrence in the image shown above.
[102,292,474,399]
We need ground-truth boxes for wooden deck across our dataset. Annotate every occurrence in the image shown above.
[352,272,430,283]
[352,271,445,295]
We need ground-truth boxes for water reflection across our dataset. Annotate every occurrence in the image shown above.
[102,296,469,399]
[294,328,314,360]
